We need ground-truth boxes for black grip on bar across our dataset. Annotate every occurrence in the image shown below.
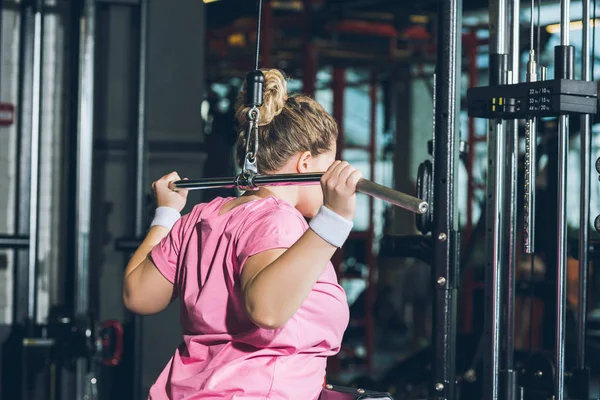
[245,70,265,107]
[554,45,575,80]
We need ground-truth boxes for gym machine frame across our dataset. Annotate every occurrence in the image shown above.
[423,0,462,398]
[466,0,598,399]
[0,0,125,399]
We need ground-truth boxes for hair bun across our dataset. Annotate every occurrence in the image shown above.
[257,69,288,125]
[236,69,288,127]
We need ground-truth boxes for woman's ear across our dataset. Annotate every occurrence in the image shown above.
[296,151,313,173]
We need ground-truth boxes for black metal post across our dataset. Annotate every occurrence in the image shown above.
[132,1,148,398]
[430,0,461,398]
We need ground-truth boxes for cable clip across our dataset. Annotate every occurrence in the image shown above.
[242,106,260,187]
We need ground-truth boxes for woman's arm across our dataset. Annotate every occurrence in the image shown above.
[241,230,337,329]
[123,226,174,315]
[241,161,361,329]
[122,171,188,315]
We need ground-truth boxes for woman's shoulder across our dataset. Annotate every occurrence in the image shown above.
[244,197,306,224]
[181,196,306,231]
[225,197,308,241]
[179,197,231,226]
[232,198,309,255]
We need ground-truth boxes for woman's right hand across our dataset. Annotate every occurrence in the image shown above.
[320,161,362,221]
[152,171,189,212]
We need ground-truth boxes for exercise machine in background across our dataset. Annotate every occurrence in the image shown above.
[467,0,597,398]
[380,0,600,398]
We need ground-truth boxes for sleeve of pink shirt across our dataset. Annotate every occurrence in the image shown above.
[236,205,308,270]
[150,214,188,285]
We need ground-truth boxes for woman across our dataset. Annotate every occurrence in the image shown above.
[123,69,362,399]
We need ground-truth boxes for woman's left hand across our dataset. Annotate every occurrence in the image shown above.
[152,171,189,212]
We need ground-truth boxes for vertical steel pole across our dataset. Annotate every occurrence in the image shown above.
[485,0,508,398]
[14,0,39,334]
[578,0,591,372]
[134,3,148,265]
[555,1,571,398]
[431,0,461,398]
[15,0,44,333]
[502,0,519,398]
[75,0,95,325]
[132,1,148,398]
[74,0,95,397]
[75,0,95,323]
[27,0,43,331]
[10,1,43,397]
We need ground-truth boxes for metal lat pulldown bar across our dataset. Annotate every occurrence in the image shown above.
[171,174,429,215]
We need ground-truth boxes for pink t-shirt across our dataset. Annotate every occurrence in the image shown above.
[148,196,350,400]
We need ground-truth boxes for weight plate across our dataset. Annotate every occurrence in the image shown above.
[416,160,433,235]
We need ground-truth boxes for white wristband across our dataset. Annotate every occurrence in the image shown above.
[150,206,181,230]
[309,205,353,248]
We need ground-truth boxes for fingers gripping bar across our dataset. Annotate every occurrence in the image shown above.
[169,173,429,215]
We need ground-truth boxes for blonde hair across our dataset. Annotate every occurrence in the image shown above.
[235,69,338,173]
